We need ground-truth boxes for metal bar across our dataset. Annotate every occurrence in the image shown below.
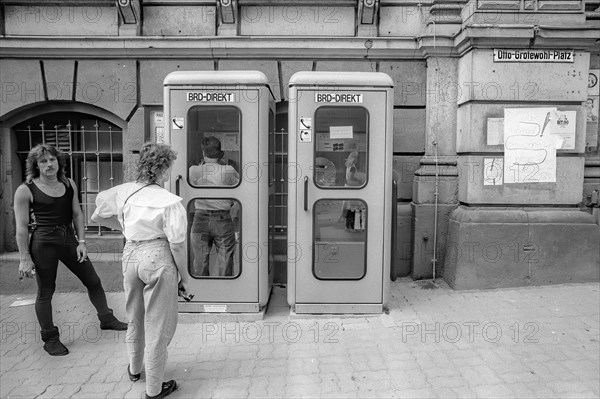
[54,125,59,148]
[81,125,88,232]
[95,121,101,236]
[109,126,114,188]
[67,121,74,178]
[40,121,45,145]
[27,126,32,150]
[279,128,285,232]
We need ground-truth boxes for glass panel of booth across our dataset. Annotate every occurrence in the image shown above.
[186,106,241,187]
[187,199,241,279]
[313,199,367,280]
[313,106,368,189]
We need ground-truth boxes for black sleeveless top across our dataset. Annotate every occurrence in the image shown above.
[26,180,74,226]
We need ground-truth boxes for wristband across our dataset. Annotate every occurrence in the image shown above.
[78,240,86,243]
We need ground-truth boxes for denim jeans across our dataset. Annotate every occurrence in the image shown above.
[190,211,236,277]
[29,225,110,331]
[122,239,178,397]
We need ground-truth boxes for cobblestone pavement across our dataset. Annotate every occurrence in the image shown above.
[1,279,599,398]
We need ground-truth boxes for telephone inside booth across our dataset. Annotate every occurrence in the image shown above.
[313,106,369,279]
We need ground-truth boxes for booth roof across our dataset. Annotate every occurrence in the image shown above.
[289,71,394,88]
[163,70,269,86]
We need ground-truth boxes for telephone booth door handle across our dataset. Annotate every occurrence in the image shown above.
[175,175,182,196]
[303,176,309,211]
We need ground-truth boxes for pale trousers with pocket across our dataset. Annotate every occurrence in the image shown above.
[122,239,178,396]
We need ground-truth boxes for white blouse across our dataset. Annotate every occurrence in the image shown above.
[92,182,187,243]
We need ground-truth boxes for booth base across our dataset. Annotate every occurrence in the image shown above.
[178,304,266,323]
[178,302,265,322]
[293,303,383,314]
[443,206,600,290]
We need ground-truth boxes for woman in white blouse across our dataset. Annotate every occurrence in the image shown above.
[91,143,189,399]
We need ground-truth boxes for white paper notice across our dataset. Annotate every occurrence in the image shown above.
[550,111,576,150]
[330,125,353,139]
[10,298,36,307]
[487,118,504,145]
[504,108,560,183]
[483,158,503,186]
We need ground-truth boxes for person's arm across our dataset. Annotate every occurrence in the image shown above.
[69,179,88,263]
[91,213,122,231]
[14,185,35,278]
[169,241,189,285]
[165,202,191,296]
[90,186,123,230]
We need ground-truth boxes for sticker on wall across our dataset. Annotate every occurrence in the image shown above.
[299,117,312,142]
[487,118,504,146]
[300,130,312,142]
[155,127,165,143]
[299,117,311,130]
[172,117,184,130]
[483,157,503,186]
[589,69,599,97]
[587,96,599,123]
[550,111,576,150]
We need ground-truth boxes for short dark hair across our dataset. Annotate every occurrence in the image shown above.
[202,136,224,159]
[135,142,177,184]
[25,144,68,184]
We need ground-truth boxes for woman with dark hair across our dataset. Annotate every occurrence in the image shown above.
[13,144,127,357]
[92,142,190,399]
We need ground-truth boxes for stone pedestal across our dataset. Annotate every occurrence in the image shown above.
[444,207,600,289]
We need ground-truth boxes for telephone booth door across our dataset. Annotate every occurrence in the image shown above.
[164,71,274,313]
[287,72,393,314]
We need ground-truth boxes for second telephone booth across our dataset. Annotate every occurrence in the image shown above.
[288,71,394,314]
[164,71,275,313]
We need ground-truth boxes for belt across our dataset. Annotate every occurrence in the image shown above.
[196,209,230,215]
[127,237,167,244]
[34,224,70,230]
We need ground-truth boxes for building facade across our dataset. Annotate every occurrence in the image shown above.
[1,0,599,288]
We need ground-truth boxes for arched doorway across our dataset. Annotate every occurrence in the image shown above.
[1,103,125,251]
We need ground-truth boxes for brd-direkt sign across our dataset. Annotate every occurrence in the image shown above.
[493,49,574,63]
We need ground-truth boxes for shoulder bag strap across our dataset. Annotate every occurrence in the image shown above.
[122,183,156,238]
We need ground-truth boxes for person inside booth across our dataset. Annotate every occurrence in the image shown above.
[189,136,239,277]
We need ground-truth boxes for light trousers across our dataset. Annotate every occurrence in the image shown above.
[122,239,178,397]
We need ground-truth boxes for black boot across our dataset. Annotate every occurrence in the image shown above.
[98,310,128,331]
[41,326,69,356]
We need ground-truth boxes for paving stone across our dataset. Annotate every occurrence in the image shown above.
[0,281,598,399]
[473,383,515,398]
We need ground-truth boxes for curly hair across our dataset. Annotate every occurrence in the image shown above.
[135,142,177,184]
[25,144,68,184]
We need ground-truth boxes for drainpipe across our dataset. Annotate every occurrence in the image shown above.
[432,140,439,281]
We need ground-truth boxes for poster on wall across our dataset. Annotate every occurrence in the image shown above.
[503,108,562,183]
[550,111,576,150]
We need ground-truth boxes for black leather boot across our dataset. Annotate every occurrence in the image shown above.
[40,326,69,356]
[98,310,128,331]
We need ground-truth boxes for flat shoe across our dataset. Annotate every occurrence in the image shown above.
[145,380,177,399]
[127,365,140,382]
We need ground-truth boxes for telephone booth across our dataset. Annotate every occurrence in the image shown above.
[163,71,275,313]
[287,71,393,314]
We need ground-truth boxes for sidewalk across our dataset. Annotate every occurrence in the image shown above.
[1,279,599,399]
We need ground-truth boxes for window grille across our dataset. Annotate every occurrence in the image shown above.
[14,112,123,235]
